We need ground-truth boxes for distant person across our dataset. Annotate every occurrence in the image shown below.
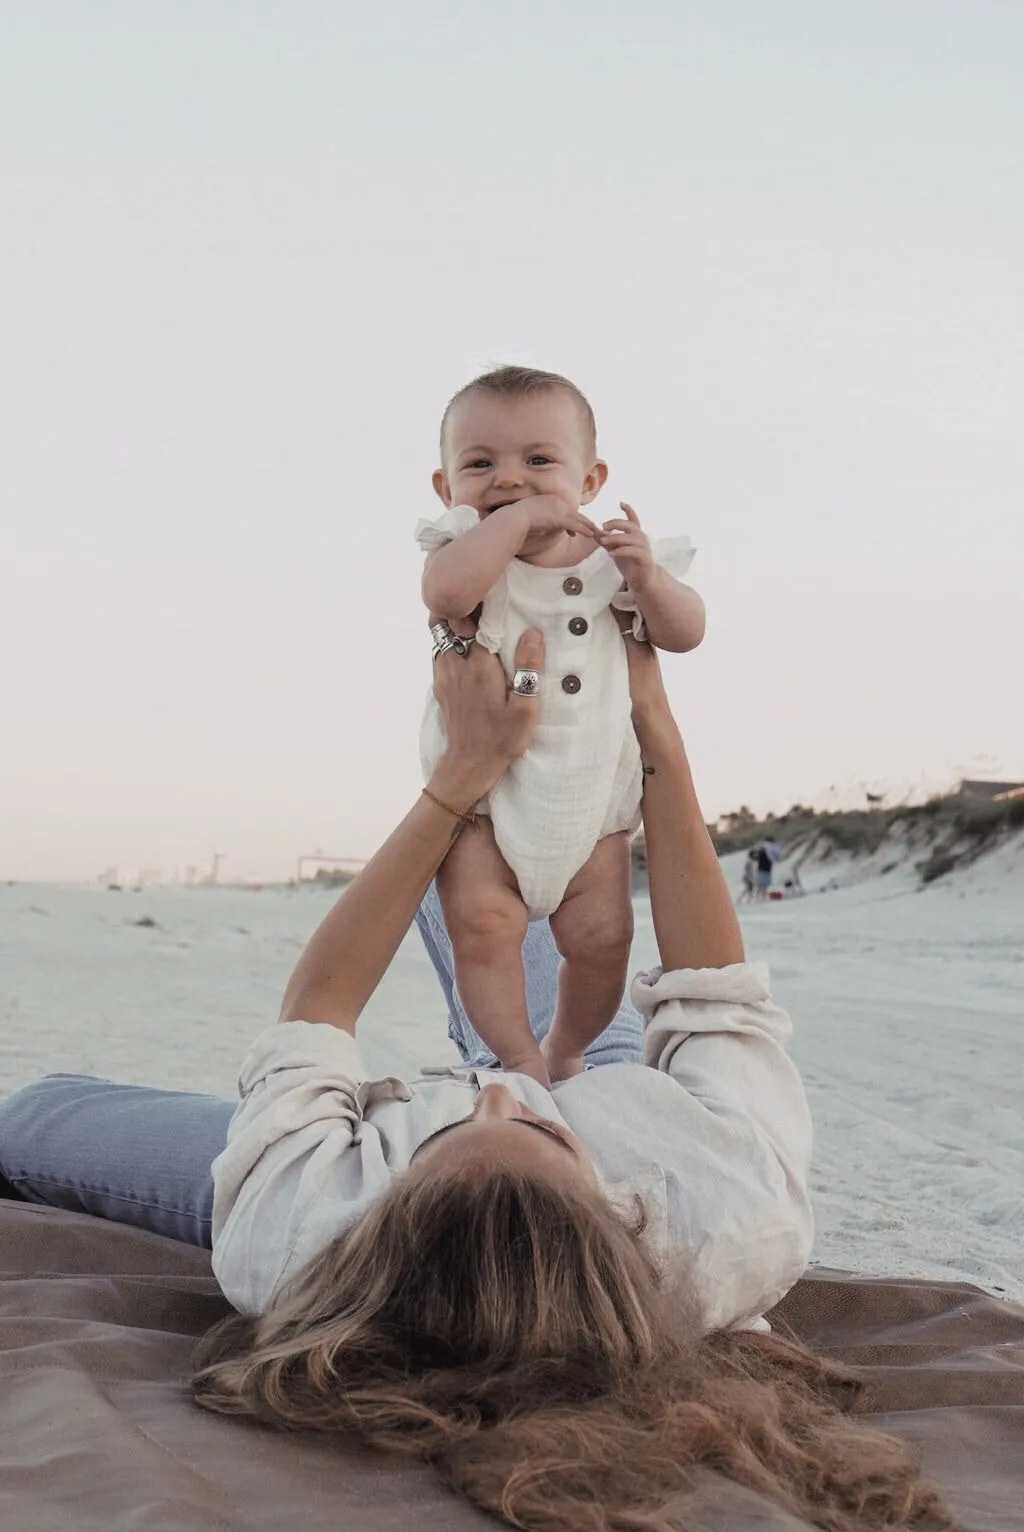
[755,841,779,900]
[739,847,759,902]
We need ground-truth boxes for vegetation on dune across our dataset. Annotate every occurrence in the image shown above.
[631,789,1024,887]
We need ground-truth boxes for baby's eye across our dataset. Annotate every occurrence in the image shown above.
[527,455,554,466]
[464,458,491,470]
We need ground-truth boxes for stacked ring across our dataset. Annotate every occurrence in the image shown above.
[431,623,476,661]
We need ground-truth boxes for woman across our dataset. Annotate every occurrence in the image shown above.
[0,626,952,1532]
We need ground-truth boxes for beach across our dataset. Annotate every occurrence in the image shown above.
[2,839,1022,1302]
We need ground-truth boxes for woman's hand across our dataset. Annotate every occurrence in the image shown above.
[617,621,672,738]
[429,622,545,809]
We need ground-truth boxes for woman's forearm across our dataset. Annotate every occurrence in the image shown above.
[278,629,545,1036]
[635,704,744,973]
[278,763,484,1032]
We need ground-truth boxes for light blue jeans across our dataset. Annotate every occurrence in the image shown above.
[0,883,642,1248]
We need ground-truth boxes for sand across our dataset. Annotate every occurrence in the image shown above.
[2,835,1022,1301]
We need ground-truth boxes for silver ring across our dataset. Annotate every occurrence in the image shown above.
[430,622,457,662]
[431,624,476,662]
[512,668,540,697]
[430,622,454,650]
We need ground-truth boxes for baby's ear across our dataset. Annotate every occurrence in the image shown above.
[432,468,453,507]
[579,459,609,505]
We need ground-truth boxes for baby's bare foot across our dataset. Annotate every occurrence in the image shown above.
[540,1034,586,1084]
[500,1046,552,1090]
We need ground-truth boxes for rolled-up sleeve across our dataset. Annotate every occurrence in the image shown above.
[211,1021,410,1314]
[631,962,814,1328]
[633,961,810,1165]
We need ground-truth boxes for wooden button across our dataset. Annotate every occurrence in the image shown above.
[561,674,582,694]
[568,616,588,636]
[562,576,583,596]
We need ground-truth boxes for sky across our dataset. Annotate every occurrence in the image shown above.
[3,1,1022,882]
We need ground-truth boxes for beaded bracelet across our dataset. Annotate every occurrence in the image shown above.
[422,787,477,827]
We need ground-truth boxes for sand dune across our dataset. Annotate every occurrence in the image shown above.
[2,832,1021,1301]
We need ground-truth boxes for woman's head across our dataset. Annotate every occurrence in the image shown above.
[194,1168,954,1532]
[194,1163,667,1429]
[408,1080,599,1190]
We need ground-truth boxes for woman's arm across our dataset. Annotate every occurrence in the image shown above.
[625,636,743,972]
[278,628,544,1032]
[624,639,813,1317]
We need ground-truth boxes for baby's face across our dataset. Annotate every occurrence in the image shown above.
[434,389,604,518]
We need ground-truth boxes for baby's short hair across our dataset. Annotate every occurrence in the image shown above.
[440,365,597,458]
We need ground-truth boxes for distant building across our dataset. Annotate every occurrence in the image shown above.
[957,778,1024,801]
[296,854,366,883]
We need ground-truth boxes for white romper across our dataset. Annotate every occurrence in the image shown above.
[417,505,695,919]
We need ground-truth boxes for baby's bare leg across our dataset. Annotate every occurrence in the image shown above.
[436,820,546,1081]
[545,833,634,1079]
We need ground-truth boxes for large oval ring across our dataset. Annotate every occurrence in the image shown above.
[511,668,541,697]
[449,633,475,658]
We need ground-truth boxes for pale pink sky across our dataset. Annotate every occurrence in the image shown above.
[3,2,1022,882]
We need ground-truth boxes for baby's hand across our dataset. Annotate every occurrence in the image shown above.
[601,502,655,594]
[514,494,601,543]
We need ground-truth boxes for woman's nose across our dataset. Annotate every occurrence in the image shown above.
[473,1083,521,1121]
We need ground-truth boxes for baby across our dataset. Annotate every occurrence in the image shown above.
[417,366,705,1086]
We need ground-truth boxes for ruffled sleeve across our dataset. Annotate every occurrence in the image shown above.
[414,503,480,553]
[611,534,696,639]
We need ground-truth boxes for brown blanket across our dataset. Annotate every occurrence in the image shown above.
[2,1199,1021,1531]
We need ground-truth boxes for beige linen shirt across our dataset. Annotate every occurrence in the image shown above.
[211,961,813,1330]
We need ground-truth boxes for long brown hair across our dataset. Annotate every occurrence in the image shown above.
[193,1170,954,1532]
